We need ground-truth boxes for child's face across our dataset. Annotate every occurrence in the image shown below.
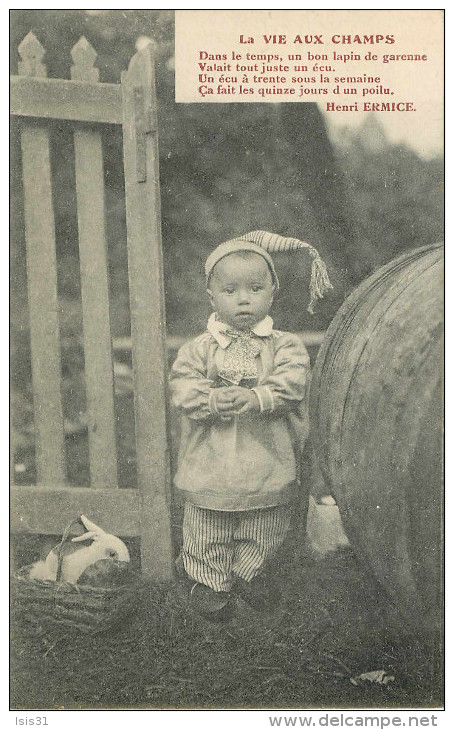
[207,252,275,330]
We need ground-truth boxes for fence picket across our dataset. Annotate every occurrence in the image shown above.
[18,34,65,487]
[122,44,174,580]
[74,129,118,489]
[21,124,66,486]
[72,38,118,490]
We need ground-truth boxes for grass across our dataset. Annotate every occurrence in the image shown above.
[10,543,443,710]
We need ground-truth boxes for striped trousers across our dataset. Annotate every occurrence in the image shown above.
[182,502,292,592]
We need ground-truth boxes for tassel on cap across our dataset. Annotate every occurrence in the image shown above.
[227,230,333,313]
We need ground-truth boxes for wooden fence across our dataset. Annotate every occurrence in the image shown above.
[10,33,173,580]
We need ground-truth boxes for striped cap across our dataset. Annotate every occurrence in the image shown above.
[205,230,333,313]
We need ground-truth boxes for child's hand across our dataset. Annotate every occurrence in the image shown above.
[213,387,260,418]
[216,387,260,416]
[229,387,260,415]
[212,388,237,420]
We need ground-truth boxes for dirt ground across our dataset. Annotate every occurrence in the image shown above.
[10,540,443,711]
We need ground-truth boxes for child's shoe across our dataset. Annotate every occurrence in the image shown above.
[189,582,232,622]
[232,574,281,612]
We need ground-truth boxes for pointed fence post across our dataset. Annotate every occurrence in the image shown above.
[18,31,47,78]
[71,37,99,82]
[122,43,174,580]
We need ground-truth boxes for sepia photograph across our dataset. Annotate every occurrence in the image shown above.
[10,8,444,716]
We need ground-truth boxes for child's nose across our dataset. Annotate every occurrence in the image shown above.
[238,290,251,304]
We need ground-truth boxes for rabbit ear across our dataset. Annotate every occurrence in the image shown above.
[80,515,105,534]
[72,531,99,543]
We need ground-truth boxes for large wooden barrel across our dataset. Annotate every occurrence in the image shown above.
[310,244,443,626]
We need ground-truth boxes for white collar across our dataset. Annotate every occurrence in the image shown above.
[207,313,274,349]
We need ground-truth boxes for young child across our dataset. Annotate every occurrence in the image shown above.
[170,230,332,620]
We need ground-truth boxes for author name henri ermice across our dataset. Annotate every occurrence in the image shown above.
[326,101,415,111]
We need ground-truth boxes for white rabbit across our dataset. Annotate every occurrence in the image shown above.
[28,515,130,583]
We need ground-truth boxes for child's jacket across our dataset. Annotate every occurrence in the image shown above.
[170,315,310,511]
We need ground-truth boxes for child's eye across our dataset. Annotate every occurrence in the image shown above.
[224,287,235,294]
[251,285,263,292]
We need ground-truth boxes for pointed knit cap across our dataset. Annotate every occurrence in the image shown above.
[205,230,333,313]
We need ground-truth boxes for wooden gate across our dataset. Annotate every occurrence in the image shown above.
[10,33,173,580]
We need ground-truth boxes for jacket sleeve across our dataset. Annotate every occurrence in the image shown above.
[170,337,217,421]
[252,333,310,414]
